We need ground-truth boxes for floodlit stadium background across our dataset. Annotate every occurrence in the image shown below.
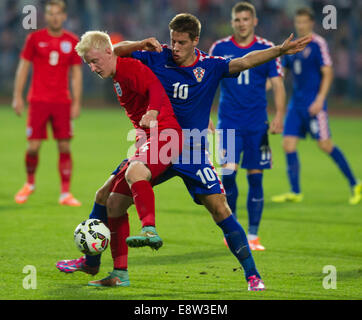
[0,0,361,108]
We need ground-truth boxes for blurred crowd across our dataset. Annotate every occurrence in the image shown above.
[0,0,361,103]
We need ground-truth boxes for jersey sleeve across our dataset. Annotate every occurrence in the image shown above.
[267,57,284,78]
[221,58,240,78]
[314,39,333,67]
[21,32,35,62]
[131,50,156,67]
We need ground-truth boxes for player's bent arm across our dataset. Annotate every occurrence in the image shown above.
[270,76,286,116]
[113,37,162,57]
[316,65,333,101]
[70,64,83,119]
[269,76,286,134]
[12,58,31,116]
[229,33,312,74]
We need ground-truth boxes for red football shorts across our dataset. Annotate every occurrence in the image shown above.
[26,102,72,140]
[110,129,183,196]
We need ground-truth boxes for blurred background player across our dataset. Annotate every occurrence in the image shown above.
[12,0,83,206]
[209,2,286,251]
[271,7,361,205]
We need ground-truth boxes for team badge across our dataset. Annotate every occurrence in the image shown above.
[60,41,72,54]
[193,67,205,82]
[302,46,311,58]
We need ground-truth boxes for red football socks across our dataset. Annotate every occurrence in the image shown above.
[108,215,130,270]
[130,180,155,227]
[59,152,72,193]
[25,152,38,185]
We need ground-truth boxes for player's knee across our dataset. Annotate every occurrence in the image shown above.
[211,198,232,223]
[318,140,334,153]
[57,139,71,153]
[125,161,151,185]
[282,140,296,153]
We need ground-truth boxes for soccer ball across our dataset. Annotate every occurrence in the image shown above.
[74,219,110,256]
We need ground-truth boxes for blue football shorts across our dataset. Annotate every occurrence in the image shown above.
[283,103,331,140]
[217,125,272,170]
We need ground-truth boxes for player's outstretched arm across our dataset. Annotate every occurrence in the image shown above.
[113,37,162,57]
[229,33,312,74]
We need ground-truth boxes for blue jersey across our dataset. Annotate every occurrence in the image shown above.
[282,33,332,110]
[132,46,237,134]
[209,35,282,132]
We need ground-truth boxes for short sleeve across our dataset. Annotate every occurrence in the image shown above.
[21,32,35,62]
[70,38,82,65]
[268,57,284,78]
[314,38,333,67]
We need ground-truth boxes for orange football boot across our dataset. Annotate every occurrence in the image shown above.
[248,237,266,251]
[15,183,35,204]
[59,193,82,207]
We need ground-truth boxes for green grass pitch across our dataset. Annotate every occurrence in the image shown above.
[0,106,361,300]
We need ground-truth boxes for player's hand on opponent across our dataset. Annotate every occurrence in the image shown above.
[71,101,81,119]
[269,113,284,134]
[12,96,25,116]
[139,110,159,128]
[308,96,324,116]
[279,33,312,55]
[140,37,162,53]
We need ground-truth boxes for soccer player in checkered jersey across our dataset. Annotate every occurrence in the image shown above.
[107,13,311,291]
[209,2,286,251]
[12,0,83,206]
[271,7,361,205]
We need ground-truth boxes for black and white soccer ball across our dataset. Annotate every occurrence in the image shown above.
[74,219,110,256]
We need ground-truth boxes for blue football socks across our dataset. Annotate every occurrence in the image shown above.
[86,202,108,267]
[286,152,301,194]
[217,215,260,280]
[221,168,239,218]
[329,146,357,187]
[247,173,264,236]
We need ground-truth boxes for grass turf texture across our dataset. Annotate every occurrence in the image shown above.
[0,106,361,300]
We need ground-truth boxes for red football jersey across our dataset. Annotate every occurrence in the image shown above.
[21,28,82,104]
[112,57,181,135]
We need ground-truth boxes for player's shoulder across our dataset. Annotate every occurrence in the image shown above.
[209,36,233,51]
[61,29,80,42]
[254,35,275,49]
[24,28,47,40]
[310,33,329,49]
[199,48,228,63]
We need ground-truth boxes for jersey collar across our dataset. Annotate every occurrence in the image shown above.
[231,35,257,49]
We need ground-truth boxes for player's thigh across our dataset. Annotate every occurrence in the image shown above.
[27,102,50,140]
[197,193,231,223]
[51,103,72,140]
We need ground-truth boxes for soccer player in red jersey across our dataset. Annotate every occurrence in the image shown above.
[56,30,183,286]
[12,0,83,206]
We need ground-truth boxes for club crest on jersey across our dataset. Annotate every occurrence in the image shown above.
[114,82,122,97]
[193,67,205,83]
[60,41,72,54]
[302,46,311,58]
